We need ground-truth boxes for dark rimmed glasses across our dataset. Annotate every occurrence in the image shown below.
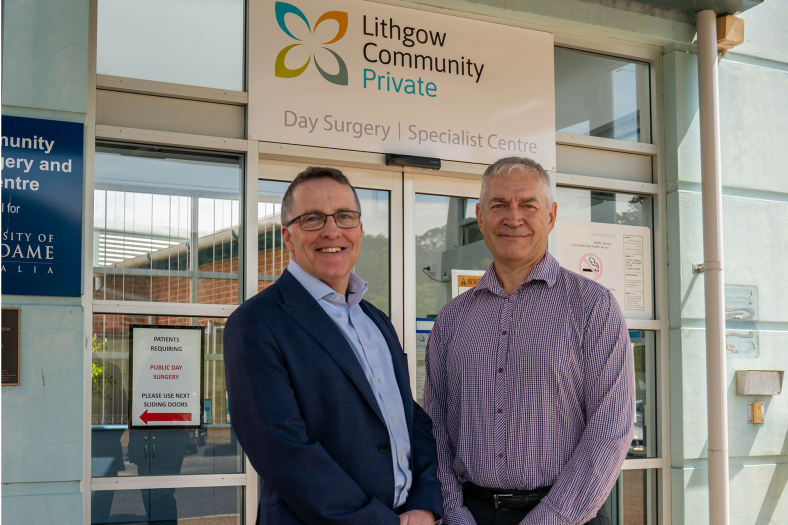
[286,211,362,231]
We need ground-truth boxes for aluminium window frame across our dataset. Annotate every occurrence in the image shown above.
[85,1,670,523]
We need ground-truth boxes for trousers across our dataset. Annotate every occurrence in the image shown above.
[463,484,611,525]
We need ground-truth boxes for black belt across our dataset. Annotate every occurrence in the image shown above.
[463,483,552,510]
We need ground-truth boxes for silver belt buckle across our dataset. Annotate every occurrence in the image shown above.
[493,494,513,510]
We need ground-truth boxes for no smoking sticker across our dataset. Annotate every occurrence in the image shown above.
[579,253,603,281]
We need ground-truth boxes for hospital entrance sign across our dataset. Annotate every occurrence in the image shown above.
[249,0,556,168]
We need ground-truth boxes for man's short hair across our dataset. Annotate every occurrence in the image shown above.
[281,166,361,226]
[481,156,553,206]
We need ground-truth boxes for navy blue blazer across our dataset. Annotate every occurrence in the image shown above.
[224,269,443,525]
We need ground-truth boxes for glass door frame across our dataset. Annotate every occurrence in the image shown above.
[255,154,405,344]
[404,168,486,396]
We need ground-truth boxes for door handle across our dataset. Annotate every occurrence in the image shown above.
[152,444,156,459]
[144,445,148,459]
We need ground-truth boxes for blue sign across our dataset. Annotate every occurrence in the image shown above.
[1,116,84,296]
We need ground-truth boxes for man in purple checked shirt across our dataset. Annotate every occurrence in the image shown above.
[424,156,634,525]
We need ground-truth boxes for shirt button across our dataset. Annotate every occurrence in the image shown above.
[364,341,369,347]
[334,296,341,301]
[498,453,504,459]
[508,298,513,303]
[497,408,502,414]
[498,368,503,373]
[400,456,404,462]
[378,378,383,384]
[391,417,395,423]
[502,330,507,335]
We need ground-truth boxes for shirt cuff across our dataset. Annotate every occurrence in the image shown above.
[520,503,571,525]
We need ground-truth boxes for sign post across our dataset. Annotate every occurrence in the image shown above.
[1,116,84,297]
[129,325,204,429]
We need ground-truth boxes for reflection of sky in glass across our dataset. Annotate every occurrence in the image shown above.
[413,195,479,237]
[414,194,450,236]
[95,152,242,194]
[94,148,242,266]
[94,150,242,238]
[613,65,637,125]
[555,48,650,142]
[556,187,651,229]
[97,0,244,90]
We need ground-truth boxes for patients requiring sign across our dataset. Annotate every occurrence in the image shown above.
[248,0,555,167]
[130,326,203,429]
[555,220,652,320]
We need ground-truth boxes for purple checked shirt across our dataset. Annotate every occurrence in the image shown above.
[423,252,634,525]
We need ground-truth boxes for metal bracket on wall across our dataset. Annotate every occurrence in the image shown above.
[693,263,705,274]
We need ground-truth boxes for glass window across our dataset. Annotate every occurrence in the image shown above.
[628,331,656,459]
[556,187,657,458]
[97,0,245,91]
[91,486,243,524]
[414,194,492,402]
[555,187,653,229]
[414,191,657,458]
[93,143,242,305]
[555,48,651,143]
[257,180,391,314]
[91,315,243,477]
[602,470,656,525]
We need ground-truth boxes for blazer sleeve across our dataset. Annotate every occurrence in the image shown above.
[224,306,399,525]
[406,401,444,517]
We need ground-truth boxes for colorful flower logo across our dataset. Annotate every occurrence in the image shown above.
[275,2,349,86]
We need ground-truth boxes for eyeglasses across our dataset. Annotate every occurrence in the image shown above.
[286,211,362,231]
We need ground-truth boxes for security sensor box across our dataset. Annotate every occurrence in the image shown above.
[385,154,441,170]
[736,370,783,396]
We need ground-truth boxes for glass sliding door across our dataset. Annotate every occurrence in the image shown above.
[256,159,404,339]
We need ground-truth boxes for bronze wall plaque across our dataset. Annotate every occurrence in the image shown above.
[2,308,20,385]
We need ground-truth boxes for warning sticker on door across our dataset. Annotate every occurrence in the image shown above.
[458,275,482,287]
[451,269,486,298]
[555,220,652,320]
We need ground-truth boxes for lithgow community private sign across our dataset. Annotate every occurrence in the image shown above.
[249,0,556,168]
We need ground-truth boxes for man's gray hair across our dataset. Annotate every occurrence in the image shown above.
[281,166,361,226]
[480,156,553,206]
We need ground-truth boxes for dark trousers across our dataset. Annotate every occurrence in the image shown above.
[464,485,611,525]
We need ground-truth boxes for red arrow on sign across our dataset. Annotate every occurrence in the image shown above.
[139,410,192,425]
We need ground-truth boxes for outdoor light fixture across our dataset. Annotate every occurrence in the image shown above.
[736,370,783,425]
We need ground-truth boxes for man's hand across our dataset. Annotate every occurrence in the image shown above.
[399,509,435,525]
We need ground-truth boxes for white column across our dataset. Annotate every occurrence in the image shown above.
[696,9,730,525]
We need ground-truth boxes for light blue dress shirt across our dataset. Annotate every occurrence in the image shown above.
[287,261,413,507]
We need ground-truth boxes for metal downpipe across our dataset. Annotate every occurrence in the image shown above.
[696,9,730,525]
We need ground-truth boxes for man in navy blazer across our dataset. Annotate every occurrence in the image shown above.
[224,167,443,525]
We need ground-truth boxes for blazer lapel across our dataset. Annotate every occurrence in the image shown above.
[360,301,415,432]
[276,271,386,425]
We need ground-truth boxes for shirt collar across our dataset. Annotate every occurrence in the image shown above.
[475,251,560,295]
[286,260,368,307]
